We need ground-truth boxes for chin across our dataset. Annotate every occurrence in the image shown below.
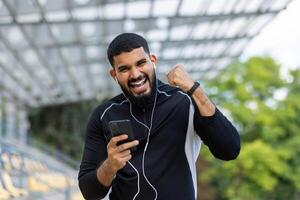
[133,91,150,98]
[136,87,152,96]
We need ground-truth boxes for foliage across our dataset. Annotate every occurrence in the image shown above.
[198,57,300,199]
[28,99,104,161]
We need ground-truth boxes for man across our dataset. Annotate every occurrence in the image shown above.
[78,33,240,200]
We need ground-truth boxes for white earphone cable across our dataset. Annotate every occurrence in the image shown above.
[121,72,159,200]
[127,161,140,200]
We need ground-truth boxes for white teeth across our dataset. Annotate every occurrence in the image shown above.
[131,78,146,86]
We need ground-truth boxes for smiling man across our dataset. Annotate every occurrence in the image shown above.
[109,46,157,106]
[78,33,240,200]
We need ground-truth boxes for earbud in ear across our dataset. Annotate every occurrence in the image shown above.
[114,76,118,82]
[153,63,156,69]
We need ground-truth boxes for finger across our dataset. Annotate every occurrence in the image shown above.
[110,155,130,168]
[166,66,175,77]
[165,71,171,81]
[167,77,175,86]
[166,71,174,85]
[123,154,133,162]
[108,134,128,147]
[118,150,131,158]
[175,63,184,69]
[116,140,139,152]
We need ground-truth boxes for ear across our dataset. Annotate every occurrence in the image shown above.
[109,68,116,81]
[150,54,157,65]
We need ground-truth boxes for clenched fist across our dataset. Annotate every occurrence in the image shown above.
[166,64,195,92]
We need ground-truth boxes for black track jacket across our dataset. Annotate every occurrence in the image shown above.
[78,80,240,200]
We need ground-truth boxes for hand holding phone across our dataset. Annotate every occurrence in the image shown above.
[108,119,137,151]
[105,133,139,174]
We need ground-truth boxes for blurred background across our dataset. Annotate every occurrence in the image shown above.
[0,0,300,199]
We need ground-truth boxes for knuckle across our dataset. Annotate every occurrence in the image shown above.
[173,77,178,83]
[118,145,124,152]
[111,137,116,143]
[124,150,130,156]
[107,147,113,154]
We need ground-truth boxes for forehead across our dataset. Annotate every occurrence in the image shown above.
[113,47,148,67]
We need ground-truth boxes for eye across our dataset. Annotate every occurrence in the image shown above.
[137,60,146,67]
[118,66,129,72]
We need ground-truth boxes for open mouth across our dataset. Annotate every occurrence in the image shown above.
[128,77,148,95]
[129,77,147,87]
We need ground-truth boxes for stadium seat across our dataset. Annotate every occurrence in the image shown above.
[1,172,28,197]
[0,141,80,200]
[1,152,12,171]
[10,153,22,170]
[28,176,50,192]
[0,182,10,199]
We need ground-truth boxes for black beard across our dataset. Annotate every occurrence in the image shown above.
[120,73,156,108]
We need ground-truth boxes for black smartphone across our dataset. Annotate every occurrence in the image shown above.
[108,119,137,151]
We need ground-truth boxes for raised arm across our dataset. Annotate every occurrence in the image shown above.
[166,64,240,160]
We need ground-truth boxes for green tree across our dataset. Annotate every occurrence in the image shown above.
[198,57,300,200]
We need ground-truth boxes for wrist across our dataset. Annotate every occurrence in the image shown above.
[183,80,194,91]
[102,159,118,175]
[186,81,200,96]
[97,159,117,187]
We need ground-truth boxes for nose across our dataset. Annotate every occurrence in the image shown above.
[129,66,142,79]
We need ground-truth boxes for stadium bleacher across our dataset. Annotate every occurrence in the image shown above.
[0,139,83,200]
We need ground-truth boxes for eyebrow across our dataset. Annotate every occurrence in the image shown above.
[136,58,147,65]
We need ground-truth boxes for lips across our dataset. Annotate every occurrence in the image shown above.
[128,77,148,95]
[129,77,147,87]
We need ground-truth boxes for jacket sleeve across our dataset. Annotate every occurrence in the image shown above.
[193,105,240,161]
[78,107,111,199]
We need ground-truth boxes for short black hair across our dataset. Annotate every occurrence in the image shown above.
[107,33,150,67]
